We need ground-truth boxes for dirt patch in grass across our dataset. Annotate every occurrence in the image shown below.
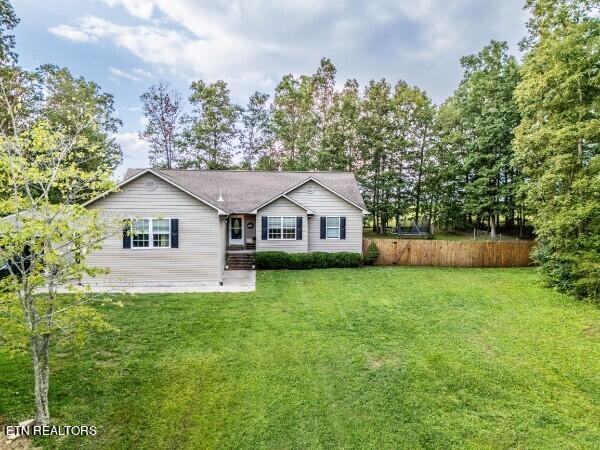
[0,431,32,450]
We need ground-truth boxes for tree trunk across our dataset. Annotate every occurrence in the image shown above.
[379,215,386,235]
[414,131,427,223]
[490,214,497,240]
[31,334,50,426]
[519,209,525,238]
[429,196,436,234]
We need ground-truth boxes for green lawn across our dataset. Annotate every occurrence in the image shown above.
[1,267,599,449]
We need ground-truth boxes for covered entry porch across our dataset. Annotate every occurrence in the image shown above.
[226,214,256,270]
[226,214,256,250]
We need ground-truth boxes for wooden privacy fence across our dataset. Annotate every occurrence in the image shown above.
[362,239,535,268]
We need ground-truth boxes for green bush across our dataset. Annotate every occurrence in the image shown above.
[364,242,379,265]
[535,245,600,301]
[255,251,363,270]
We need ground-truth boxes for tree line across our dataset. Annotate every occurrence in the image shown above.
[140,47,521,239]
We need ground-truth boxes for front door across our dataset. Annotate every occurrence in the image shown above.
[229,215,244,245]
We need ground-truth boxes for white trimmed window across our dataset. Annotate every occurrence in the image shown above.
[132,218,170,248]
[268,216,296,240]
[152,218,170,247]
[326,216,340,239]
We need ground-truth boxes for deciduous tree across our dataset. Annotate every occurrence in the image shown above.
[514,0,599,298]
[240,91,272,169]
[181,80,240,169]
[0,85,117,425]
[139,81,183,169]
[452,40,521,239]
[0,0,18,63]
[271,73,316,170]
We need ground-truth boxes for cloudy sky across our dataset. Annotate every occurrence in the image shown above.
[13,0,529,176]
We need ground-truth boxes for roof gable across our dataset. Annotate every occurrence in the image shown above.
[253,193,315,214]
[84,169,226,213]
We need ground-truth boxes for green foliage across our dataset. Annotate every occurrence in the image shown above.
[180,80,241,169]
[440,40,522,238]
[0,64,120,422]
[37,64,123,173]
[0,0,18,63]
[240,91,272,169]
[0,119,116,351]
[357,79,436,233]
[271,72,317,170]
[255,251,363,270]
[319,79,361,171]
[364,241,379,265]
[514,0,599,299]
[0,64,123,197]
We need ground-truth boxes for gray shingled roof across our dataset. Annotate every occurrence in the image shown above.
[124,169,366,213]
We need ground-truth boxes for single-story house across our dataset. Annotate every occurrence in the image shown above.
[82,169,367,288]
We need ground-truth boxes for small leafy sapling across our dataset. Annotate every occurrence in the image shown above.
[0,72,120,426]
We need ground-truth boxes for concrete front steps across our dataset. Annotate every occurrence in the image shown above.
[226,252,255,270]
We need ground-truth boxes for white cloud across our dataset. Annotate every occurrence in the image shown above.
[102,0,154,20]
[115,132,149,177]
[48,24,98,43]
[109,67,142,82]
[48,1,527,104]
[132,68,153,78]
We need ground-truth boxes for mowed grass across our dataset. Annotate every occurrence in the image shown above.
[1,267,599,449]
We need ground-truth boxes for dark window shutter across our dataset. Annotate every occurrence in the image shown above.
[123,221,131,249]
[320,217,326,239]
[340,216,346,240]
[171,219,179,248]
[261,216,268,240]
[296,216,302,240]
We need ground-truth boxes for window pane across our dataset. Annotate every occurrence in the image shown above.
[153,233,170,247]
[153,218,170,233]
[133,219,149,234]
[132,233,149,247]
[282,217,296,239]
[282,217,295,228]
[326,227,339,239]
[268,217,281,228]
[326,216,339,227]
[132,219,149,247]
[268,216,282,239]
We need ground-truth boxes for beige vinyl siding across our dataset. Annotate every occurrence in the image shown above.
[218,216,226,282]
[257,197,307,253]
[288,181,363,253]
[243,214,256,244]
[84,173,220,287]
